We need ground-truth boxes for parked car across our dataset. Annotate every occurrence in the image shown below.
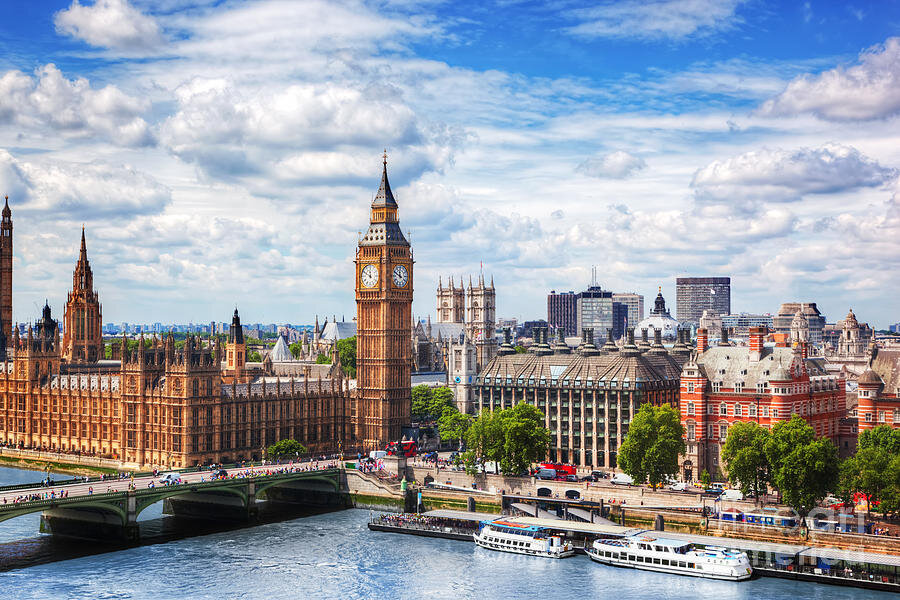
[563,474,579,482]
[703,487,724,497]
[667,481,689,492]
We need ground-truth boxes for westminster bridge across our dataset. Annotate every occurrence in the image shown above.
[0,462,354,542]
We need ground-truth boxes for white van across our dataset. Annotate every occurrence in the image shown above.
[667,481,689,492]
[368,450,387,460]
[610,473,634,486]
[159,472,182,485]
[721,489,744,501]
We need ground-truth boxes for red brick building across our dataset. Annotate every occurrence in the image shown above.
[856,348,900,431]
[679,326,845,481]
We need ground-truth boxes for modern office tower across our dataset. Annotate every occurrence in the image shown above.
[676,277,731,325]
[547,290,577,336]
[576,286,626,345]
[612,292,644,327]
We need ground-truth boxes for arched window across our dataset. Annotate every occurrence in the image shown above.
[192,379,199,397]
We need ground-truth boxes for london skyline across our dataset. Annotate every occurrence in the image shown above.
[0,1,898,327]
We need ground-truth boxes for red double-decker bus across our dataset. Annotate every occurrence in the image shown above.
[385,440,417,457]
[538,462,576,478]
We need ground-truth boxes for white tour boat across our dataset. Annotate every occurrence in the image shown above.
[586,535,752,581]
[474,519,575,558]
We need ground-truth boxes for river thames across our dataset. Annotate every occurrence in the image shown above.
[0,466,894,599]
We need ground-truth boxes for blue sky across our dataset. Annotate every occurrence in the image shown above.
[0,0,898,328]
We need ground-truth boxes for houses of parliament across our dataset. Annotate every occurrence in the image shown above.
[0,159,412,468]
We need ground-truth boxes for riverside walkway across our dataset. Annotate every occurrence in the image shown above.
[0,460,345,541]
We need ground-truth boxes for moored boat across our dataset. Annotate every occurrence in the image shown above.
[474,518,575,558]
[586,535,752,581]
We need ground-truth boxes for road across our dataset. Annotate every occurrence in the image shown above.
[0,459,342,506]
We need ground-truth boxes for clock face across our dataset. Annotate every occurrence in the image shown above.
[392,264,409,288]
[360,264,379,288]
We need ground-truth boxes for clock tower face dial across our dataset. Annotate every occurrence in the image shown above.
[392,264,409,288]
[360,264,379,288]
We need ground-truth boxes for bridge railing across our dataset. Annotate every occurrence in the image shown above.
[0,490,126,512]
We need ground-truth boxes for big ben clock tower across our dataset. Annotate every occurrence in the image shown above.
[355,153,413,449]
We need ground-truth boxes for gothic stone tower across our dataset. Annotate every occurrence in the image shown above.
[223,308,247,383]
[0,197,11,348]
[62,228,103,363]
[355,155,413,449]
[436,276,464,323]
[466,274,497,369]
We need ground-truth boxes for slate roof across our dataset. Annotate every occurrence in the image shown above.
[269,335,294,362]
[321,321,356,341]
[478,344,685,391]
[870,349,900,393]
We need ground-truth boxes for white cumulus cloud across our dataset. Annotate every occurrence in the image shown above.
[758,37,900,121]
[0,64,153,146]
[691,144,897,203]
[54,0,163,51]
[0,150,170,219]
[576,151,647,179]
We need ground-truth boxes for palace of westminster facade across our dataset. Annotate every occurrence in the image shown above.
[0,158,413,468]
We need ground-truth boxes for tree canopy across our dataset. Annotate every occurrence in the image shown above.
[266,439,308,459]
[437,406,472,446]
[336,336,356,378]
[411,385,456,422]
[765,416,839,518]
[616,403,685,488]
[722,421,770,499]
[461,404,550,476]
[839,425,900,516]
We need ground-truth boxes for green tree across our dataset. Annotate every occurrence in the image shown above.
[438,406,472,447]
[766,416,839,518]
[617,404,686,488]
[773,437,839,519]
[247,350,262,362]
[514,345,526,354]
[427,387,455,420]
[336,336,356,378]
[411,385,433,421]
[465,410,503,472]
[266,439,308,459]
[700,469,711,488]
[289,341,303,359]
[315,353,330,364]
[496,403,550,475]
[840,425,900,516]
[721,421,771,500]
[858,425,900,454]
[766,415,815,475]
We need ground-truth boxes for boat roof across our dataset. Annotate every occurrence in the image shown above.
[483,518,543,532]
[629,535,690,548]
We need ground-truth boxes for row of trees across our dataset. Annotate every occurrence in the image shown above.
[616,407,900,520]
[721,417,840,517]
[434,402,550,476]
[722,420,900,518]
[838,426,900,515]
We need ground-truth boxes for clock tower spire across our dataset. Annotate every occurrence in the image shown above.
[355,153,413,449]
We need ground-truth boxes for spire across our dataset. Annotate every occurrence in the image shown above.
[80,226,87,260]
[372,150,397,208]
[2,195,9,219]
